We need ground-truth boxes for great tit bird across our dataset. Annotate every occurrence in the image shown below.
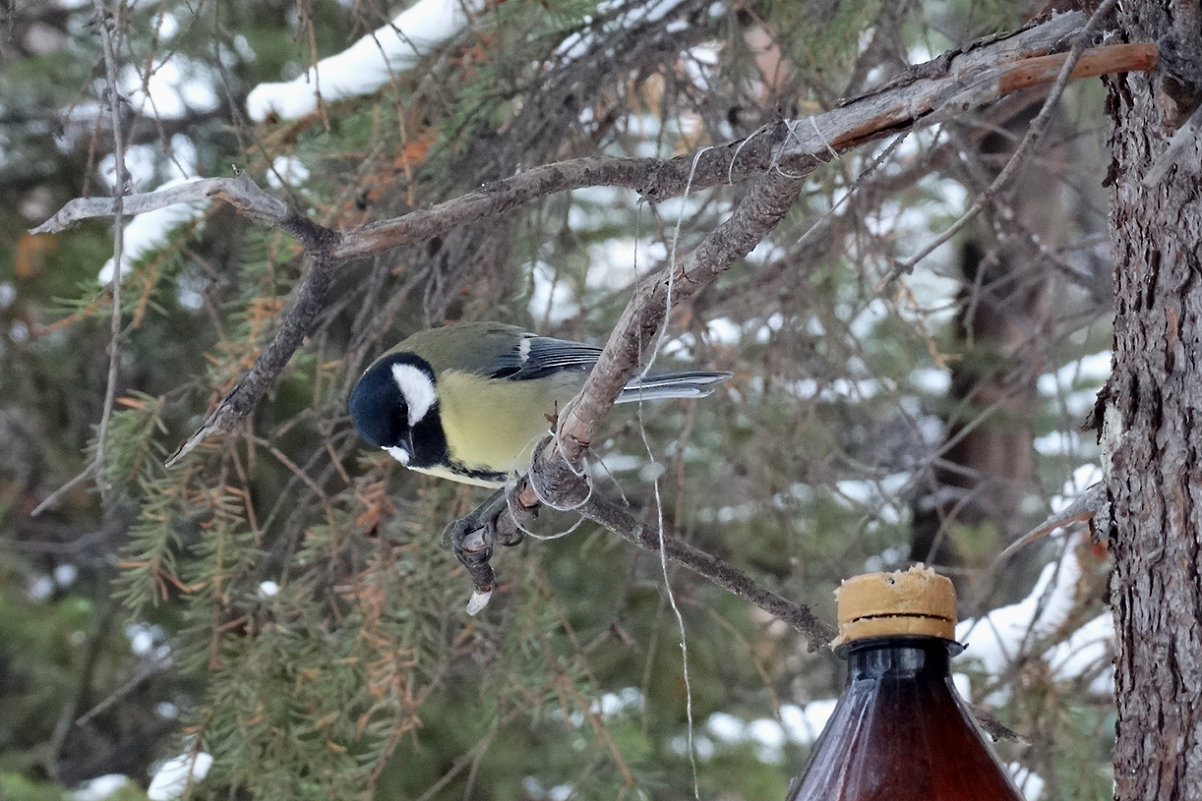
[348,321,730,486]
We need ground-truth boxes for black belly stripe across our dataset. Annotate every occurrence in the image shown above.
[408,407,449,468]
[447,461,510,484]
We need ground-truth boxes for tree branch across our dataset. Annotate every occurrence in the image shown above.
[30,173,324,246]
[532,39,1158,474]
[471,16,1154,618]
[550,162,806,466]
[30,10,1157,621]
[32,26,1155,466]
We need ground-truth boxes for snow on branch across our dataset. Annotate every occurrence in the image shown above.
[245,0,485,122]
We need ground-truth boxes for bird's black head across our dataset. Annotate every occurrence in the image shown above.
[348,353,438,450]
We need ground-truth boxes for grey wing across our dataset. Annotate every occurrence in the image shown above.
[463,325,730,397]
[488,335,602,380]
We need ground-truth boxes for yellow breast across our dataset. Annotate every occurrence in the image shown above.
[433,370,585,484]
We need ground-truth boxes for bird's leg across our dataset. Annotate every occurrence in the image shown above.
[493,476,538,547]
[451,524,496,615]
[445,484,532,615]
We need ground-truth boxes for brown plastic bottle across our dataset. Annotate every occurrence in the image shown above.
[784,566,1023,801]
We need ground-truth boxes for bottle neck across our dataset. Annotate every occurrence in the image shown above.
[840,635,960,682]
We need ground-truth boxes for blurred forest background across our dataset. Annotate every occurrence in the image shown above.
[0,0,1116,799]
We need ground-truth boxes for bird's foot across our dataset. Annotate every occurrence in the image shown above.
[446,514,496,615]
[445,483,539,615]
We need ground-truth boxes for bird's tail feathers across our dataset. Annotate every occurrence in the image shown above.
[616,370,732,402]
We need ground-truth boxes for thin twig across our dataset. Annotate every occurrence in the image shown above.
[33,0,129,515]
[583,489,837,647]
[992,482,1105,566]
[93,0,128,504]
[75,651,172,726]
[1142,100,1202,187]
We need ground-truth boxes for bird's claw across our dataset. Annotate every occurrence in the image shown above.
[446,514,492,565]
[466,589,493,615]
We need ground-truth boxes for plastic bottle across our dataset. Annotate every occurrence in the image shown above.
[785,566,1024,800]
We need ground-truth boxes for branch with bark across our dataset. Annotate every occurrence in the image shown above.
[32,10,1156,642]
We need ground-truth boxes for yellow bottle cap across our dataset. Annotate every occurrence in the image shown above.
[832,565,957,647]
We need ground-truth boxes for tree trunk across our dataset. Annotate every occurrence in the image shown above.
[1104,1,1202,797]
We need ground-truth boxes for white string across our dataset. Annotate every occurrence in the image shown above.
[727,123,774,185]
[550,404,591,479]
[638,402,699,800]
[588,451,631,508]
[527,455,595,512]
[639,145,709,381]
[522,516,588,541]
[634,174,702,800]
[809,115,839,161]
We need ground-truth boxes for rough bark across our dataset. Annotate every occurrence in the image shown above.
[1103,0,1202,797]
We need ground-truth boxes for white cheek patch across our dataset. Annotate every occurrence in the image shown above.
[384,445,411,465]
[390,362,437,426]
